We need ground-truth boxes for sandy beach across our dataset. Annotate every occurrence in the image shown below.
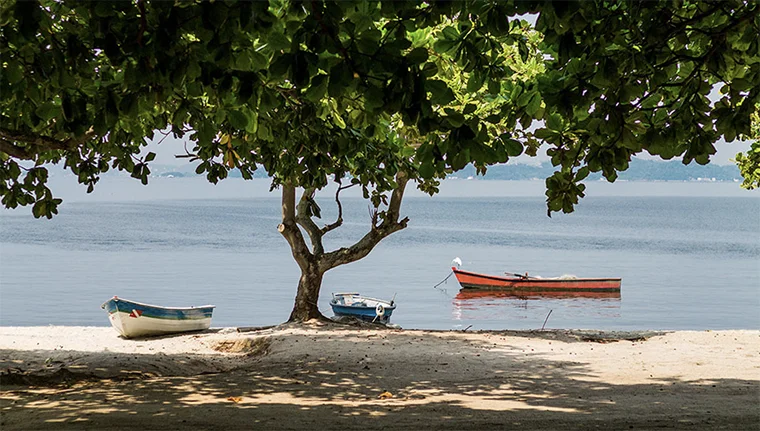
[1,324,758,430]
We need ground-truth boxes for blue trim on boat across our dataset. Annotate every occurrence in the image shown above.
[101,298,214,320]
[330,303,396,321]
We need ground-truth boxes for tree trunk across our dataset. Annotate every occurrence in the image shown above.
[281,173,410,323]
[288,263,325,322]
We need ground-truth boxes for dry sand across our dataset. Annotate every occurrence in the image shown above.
[1,324,758,430]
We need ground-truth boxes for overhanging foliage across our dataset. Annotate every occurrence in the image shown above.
[1,0,758,218]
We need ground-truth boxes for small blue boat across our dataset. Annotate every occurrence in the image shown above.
[330,293,396,323]
[101,296,215,338]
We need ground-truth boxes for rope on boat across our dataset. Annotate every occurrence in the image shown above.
[433,271,453,290]
[432,271,454,298]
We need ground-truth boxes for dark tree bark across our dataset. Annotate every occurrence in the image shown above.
[0,128,95,160]
[279,173,410,322]
[289,262,325,321]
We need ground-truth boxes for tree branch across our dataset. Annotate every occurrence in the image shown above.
[321,180,356,235]
[0,128,92,160]
[278,184,313,270]
[137,0,147,47]
[0,138,33,159]
[385,171,409,224]
[319,172,410,271]
[296,188,325,256]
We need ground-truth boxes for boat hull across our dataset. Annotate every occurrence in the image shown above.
[452,267,621,293]
[101,297,215,338]
[330,293,396,323]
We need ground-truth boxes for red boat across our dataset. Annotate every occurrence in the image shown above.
[452,267,622,293]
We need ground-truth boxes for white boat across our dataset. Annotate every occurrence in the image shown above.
[101,296,215,338]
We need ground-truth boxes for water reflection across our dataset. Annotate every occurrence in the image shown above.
[451,290,622,324]
[455,290,622,301]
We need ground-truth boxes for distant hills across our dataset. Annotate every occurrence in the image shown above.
[71,158,740,183]
[445,159,742,182]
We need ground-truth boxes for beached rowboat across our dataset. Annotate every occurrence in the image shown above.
[101,296,215,338]
[330,293,396,323]
[452,267,621,293]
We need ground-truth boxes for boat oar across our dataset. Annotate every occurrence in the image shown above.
[505,271,536,279]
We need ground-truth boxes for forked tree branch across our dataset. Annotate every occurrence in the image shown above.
[321,180,356,235]
[296,188,325,256]
[278,184,313,270]
[319,171,410,271]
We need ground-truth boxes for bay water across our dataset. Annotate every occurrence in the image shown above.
[1,177,758,331]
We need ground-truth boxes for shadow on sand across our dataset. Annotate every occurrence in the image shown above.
[1,328,757,430]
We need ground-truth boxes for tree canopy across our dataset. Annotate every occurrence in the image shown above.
[2,0,758,217]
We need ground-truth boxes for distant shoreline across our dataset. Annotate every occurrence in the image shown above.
[2,175,754,206]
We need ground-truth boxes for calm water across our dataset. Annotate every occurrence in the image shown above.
[1,178,758,330]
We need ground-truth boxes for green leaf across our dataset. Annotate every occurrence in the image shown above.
[466,73,485,93]
[305,74,328,102]
[228,110,250,130]
[444,109,465,127]
[364,85,384,110]
[517,90,533,107]
[234,54,253,71]
[267,31,291,51]
[526,93,542,116]
[501,135,523,157]
[576,166,590,181]
[546,113,563,131]
[487,79,500,95]
[533,128,556,140]
[433,39,457,54]
[463,103,477,115]
[332,113,346,129]
[426,80,455,105]
[269,54,292,79]
[35,103,60,122]
[406,47,429,64]
[4,62,24,84]
[328,62,352,98]
[441,26,459,40]
[418,161,435,178]
[250,51,269,71]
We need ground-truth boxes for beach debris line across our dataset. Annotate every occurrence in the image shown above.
[213,337,271,356]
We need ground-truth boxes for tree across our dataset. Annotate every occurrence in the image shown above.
[734,103,760,189]
[2,1,758,321]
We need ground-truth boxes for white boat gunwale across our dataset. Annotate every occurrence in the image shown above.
[101,296,215,311]
[331,292,396,306]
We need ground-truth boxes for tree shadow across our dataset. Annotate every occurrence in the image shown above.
[1,329,757,430]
